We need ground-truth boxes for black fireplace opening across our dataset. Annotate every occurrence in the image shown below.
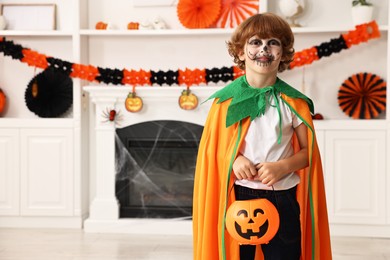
[115,120,203,219]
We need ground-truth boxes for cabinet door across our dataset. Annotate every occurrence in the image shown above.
[20,129,74,216]
[315,130,325,167]
[0,129,20,215]
[325,130,386,225]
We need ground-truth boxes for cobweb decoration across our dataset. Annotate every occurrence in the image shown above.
[114,119,203,219]
[215,0,259,28]
[115,134,191,218]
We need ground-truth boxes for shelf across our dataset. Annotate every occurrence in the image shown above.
[292,25,388,33]
[0,30,73,37]
[79,25,388,37]
[1,25,387,38]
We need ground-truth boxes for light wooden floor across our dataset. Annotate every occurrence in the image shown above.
[0,228,389,259]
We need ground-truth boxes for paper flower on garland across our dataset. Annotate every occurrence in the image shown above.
[21,49,48,69]
[178,68,206,86]
[0,39,23,60]
[215,0,259,28]
[177,0,221,29]
[289,46,319,69]
[342,21,380,48]
[316,36,348,58]
[206,66,234,83]
[96,67,124,85]
[25,69,73,118]
[122,69,151,86]
[47,57,73,75]
[70,64,99,82]
[338,72,386,119]
[150,70,178,85]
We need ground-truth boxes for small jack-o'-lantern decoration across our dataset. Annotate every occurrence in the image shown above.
[95,21,108,30]
[0,88,7,114]
[125,92,143,113]
[127,22,139,30]
[312,113,324,120]
[226,198,280,245]
[178,89,198,110]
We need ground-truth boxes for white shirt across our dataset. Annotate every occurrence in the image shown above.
[235,94,302,190]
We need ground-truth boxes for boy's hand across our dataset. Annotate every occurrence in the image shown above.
[255,162,284,186]
[232,155,257,180]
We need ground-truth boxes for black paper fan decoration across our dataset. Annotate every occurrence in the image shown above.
[338,72,386,119]
[25,69,73,118]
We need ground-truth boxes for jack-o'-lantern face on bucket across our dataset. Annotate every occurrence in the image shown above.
[226,199,279,245]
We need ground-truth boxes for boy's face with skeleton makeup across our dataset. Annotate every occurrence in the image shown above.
[239,35,283,75]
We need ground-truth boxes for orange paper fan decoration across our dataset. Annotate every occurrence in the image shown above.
[338,72,386,119]
[215,0,259,28]
[177,0,221,29]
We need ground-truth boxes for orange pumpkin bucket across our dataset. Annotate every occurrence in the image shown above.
[226,198,280,245]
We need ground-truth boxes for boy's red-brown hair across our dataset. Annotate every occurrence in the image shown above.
[227,13,295,72]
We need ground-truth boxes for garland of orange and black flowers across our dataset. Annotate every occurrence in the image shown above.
[0,21,381,88]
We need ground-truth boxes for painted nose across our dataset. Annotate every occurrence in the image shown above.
[261,45,268,52]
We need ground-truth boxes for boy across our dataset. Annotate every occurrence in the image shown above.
[193,13,332,260]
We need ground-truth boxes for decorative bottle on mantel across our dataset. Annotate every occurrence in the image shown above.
[0,16,6,30]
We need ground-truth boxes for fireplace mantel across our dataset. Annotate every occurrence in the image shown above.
[83,85,219,234]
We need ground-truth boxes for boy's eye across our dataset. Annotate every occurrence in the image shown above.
[249,39,262,46]
[269,39,281,46]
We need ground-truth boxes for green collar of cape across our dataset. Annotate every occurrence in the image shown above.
[208,75,314,128]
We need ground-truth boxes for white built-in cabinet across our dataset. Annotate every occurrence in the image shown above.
[0,121,81,228]
[0,0,390,236]
[326,130,386,224]
[20,128,74,216]
[316,122,390,236]
[0,129,19,216]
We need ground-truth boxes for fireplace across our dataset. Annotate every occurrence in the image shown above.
[83,86,217,234]
[115,120,203,218]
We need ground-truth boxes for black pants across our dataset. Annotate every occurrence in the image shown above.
[234,185,301,260]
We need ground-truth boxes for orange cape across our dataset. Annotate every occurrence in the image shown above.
[193,94,332,260]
